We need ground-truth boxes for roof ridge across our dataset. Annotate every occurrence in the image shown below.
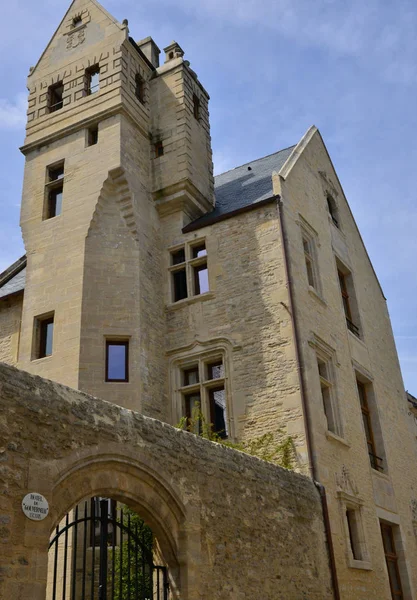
[0,255,27,288]
[214,144,296,179]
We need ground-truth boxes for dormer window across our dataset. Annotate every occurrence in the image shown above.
[72,15,82,27]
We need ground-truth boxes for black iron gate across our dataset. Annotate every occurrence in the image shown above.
[48,498,169,600]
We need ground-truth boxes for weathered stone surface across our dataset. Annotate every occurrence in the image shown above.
[0,362,332,599]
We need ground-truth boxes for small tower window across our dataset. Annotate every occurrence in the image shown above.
[193,94,200,120]
[85,65,100,95]
[154,141,164,158]
[327,194,339,228]
[72,15,82,27]
[48,81,64,113]
[135,74,145,104]
[87,124,98,147]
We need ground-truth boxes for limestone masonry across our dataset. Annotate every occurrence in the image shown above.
[0,0,417,598]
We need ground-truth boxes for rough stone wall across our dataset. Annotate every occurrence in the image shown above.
[0,362,332,600]
[275,128,417,599]
[160,205,310,470]
[0,294,22,365]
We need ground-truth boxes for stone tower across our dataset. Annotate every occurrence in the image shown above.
[18,0,214,418]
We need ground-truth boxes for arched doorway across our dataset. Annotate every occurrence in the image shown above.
[47,496,169,600]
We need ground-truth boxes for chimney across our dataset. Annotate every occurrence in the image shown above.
[136,36,161,68]
[163,41,185,64]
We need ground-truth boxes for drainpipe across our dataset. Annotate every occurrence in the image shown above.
[276,195,341,600]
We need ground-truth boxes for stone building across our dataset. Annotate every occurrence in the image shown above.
[0,0,416,598]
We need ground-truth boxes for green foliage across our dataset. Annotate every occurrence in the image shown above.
[111,506,154,600]
[176,404,296,469]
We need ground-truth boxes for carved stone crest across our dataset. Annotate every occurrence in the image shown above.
[67,29,85,50]
[336,465,359,497]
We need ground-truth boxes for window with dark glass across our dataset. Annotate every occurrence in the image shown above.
[357,380,384,471]
[327,194,339,227]
[106,341,129,382]
[380,523,404,600]
[337,268,360,337]
[193,94,200,120]
[169,241,209,303]
[44,162,65,219]
[48,81,64,113]
[155,141,164,158]
[86,65,100,95]
[87,124,98,146]
[135,74,145,104]
[179,355,228,438]
[191,242,208,296]
[33,313,55,360]
[346,509,362,561]
[317,356,338,434]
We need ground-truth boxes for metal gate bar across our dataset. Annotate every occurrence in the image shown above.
[48,498,169,600]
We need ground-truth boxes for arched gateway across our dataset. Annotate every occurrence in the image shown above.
[0,363,333,600]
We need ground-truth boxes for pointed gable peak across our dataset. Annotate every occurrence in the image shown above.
[29,0,127,78]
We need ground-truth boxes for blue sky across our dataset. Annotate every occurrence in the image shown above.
[0,0,416,391]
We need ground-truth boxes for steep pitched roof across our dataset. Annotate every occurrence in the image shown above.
[0,255,27,300]
[184,145,295,231]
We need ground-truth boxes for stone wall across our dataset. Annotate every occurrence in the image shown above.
[0,362,332,600]
[0,294,22,365]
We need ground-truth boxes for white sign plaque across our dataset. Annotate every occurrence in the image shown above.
[22,493,49,521]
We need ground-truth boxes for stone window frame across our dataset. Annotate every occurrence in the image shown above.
[298,215,322,298]
[105,338,129,383]
[310,335,344,440]
[31,311,55,361]
[171,344,234,439]
[335,256,362,339]
[43,160,65,220]
[354,368,387,474]
[168,239,209,305]
[377,514,413,599]
[337,490,371,570]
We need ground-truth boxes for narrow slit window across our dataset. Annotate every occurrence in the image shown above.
[357,380,384,472]
[106,341,129,382]
[317,355,340,435]
[155,141,164,158]
[327,194,339,227]
[48,82,64,113]
[338,267,360,337]
[86,65,100,95]
[87,125,98,146]
[380,523,404,600]
[346,509,362,561]
[135,74,145,104]
[193,94,200,120]
[45,162,65,219]
[39,317,54,358]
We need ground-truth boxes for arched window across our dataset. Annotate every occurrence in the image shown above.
[327,194,339,228]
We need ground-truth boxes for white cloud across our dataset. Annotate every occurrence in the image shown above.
[0,93,27,130]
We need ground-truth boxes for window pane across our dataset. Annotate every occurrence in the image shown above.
[387,560,402,593]
[185,393,201,434]
[107,343,127,381]
[321,384,336,433]
[171,248,185,265]
[183,367,199,386]
[89,70,100,93]
[194,265,209,295]
[45,322,54,356]
[192,243,207,258]
[49,166,64,181]
[210,388,228,438]
[173,268,187,301]
[207,361,224,380]
[346,510,361,560]
[306,257,315,287]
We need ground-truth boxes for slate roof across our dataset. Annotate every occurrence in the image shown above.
[184,145,295,231]
[0,255,27,300]
[0,146,296,296]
